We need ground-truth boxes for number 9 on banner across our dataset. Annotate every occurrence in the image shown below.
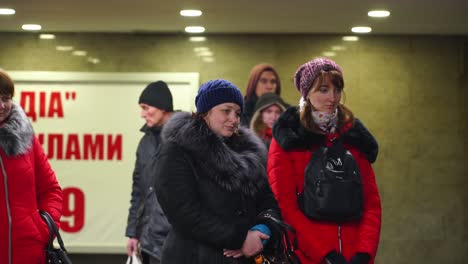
[60,187,85,233]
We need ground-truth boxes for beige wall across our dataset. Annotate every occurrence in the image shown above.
[1,32,467,264]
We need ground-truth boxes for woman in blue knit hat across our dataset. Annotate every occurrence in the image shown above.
[155,79,282,264]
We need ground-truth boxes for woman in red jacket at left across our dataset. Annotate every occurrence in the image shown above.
[0,69,63,264]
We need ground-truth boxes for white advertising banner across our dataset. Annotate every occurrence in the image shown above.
[9,71,199,253]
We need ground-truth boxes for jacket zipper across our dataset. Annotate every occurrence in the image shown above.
[338,225,342,253]
[0,156,12,264]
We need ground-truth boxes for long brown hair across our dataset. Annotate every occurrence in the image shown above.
[299,71,354,133]
[0,69,14,97]
[245,63,281,100]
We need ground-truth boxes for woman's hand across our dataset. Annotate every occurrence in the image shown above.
[240,230,270,257]
[223,249,243,258]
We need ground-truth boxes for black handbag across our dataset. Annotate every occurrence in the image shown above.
[258,215,301,264]
[39,210,73,264]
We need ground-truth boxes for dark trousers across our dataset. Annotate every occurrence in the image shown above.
[142,252,161,264]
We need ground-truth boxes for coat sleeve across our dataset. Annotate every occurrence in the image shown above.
[267,139,332,263]
[33,136,63,227]
[350,147,382,259]
[155,144,250,250]
[125,139,144,238]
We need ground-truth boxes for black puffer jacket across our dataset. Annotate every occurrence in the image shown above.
[125,125,170,259]
[155,112,281,264]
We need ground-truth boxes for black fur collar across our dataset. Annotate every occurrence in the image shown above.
[0,103,34,157]
[161,112,268,197]
[273,107,379,163]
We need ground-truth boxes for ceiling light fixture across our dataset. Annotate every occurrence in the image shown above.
[72,50,87,56]
[194,47,210,52]
[56,46,74,51]
[0,8,15,15]
[197,51,213,57]
[322,51,336,57]
[88,57,100,64]
[22,24,42,31]
[185,26,205,33]
[342,36,359,41]
[331,45,346,51]
[39,34,55,39]
[180,10,202,17]
[351,26,372,33]
[368,10,390,17]
[189,36,206,42]
[202,57,215,63]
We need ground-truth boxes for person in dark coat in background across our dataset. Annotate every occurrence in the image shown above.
[125,81,174,264]
[249,92,287,149]
[0,69,63,264]
[155,79,282,264]
[242,63,283,126]
[268,58,381,264]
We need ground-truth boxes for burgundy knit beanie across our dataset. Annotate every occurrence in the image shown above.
[294,57,342,99]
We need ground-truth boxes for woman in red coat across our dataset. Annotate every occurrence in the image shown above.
[268,58,381,264]
[0,69,63,264]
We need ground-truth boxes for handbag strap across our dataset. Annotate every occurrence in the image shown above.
[39,210,68,252]
[261,214,298,251]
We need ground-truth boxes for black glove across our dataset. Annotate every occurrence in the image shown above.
[324,250,347,264]
[349,253,371,264]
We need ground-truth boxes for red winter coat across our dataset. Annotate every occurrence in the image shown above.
[267,107,381,264]
[0,104,63,264]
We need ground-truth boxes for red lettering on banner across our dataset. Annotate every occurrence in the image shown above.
[38,133,44,146]
[83,134,104,160]
[39,133,123,160]
[65,134,81,160]
[48,92,64,118]
[48,134,64,159]
[39,92,46,117]
[107,134,122,161]
[19,91,72,122]
[61,187,85,233]
[19,92,37,121]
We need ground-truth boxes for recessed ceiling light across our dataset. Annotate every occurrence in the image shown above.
[189,36,206,42]
[22,24,42,31]
[88,57,100,64]
[180,10,202,17]
[185,26,205,33]
[0,8,15,15]
[56,45,74,51]
[197,51,213,57]
[202,57,215,63]
[322,51,336,57]
[194,47,210,52]
[72,50,87,56]
[331,45,346,51]
[39,34,55,40]
[351,26,372,33]
[368,10,390,18]
[342,36,359,41]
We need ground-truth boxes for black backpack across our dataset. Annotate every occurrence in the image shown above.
[298,139,363,222]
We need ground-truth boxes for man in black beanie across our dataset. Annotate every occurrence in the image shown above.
[125,81,173,264]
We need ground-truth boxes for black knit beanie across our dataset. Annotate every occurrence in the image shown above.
[138,81,173,111]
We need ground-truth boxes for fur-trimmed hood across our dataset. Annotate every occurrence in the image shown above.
[273,107,379,163]
[161,112,268,197]
[0,103,34,157]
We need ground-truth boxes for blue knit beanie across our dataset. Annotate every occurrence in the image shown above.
[195,79,244,113]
